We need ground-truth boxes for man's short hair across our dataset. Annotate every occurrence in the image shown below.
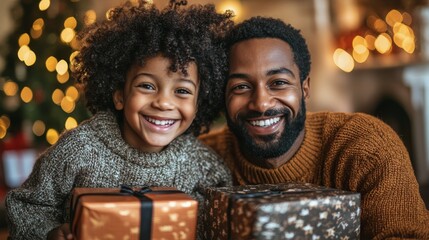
[225,16,311,83]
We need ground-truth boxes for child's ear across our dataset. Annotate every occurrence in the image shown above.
[113,90,124,110]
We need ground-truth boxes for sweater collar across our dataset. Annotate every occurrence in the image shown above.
[228,113,323,184]
[87,111,192,167]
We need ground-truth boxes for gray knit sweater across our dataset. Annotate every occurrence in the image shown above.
[5,111,232,239]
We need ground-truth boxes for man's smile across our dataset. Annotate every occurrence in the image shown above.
[249,116,281,127]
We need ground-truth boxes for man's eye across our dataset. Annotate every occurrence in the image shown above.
[232,84,250,91]
[272,80,288,86]
[271,79,290,88]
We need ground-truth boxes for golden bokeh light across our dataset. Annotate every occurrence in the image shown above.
[69,38,80,50]
[375,33,392,54]
[18,33,30,47]
[0,115,10,129]
[402,38,415,53]
[0,116,10,139]
[386,9,403,27]
[333,48,354,73]
[32,18,45,31]
[46,128,59,145]
[18,45,36,66]
[56,60,68,75]
[402,12,412,25]
[52,88,64,105]
[18,45,30,61]
[217,0,242,21]
[61,96,75,113]
[39,0,50,11]
[24,50,37,66]
[393,22,414,39]
[353,47,369,63]
[20,87,33,103]
[69,51,79,63]
[69,51,79,70]
[65,117,78,130]
[32,120,46,137]
[373,19,387,33]
[334,9,416,72]
[352,36,366,48]
[66,86,79,101]
[3,81,19,96]
[57,71,70,84]
[60,28,75,43]
[45,56,58,72]
[364,35,376,50]
[106,8,115,20]
[0,125,6,139]
[84,10,97,25]
[30,28,43,39]
[64,17,77,29]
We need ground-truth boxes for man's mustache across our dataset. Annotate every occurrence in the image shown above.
[238,108,292,120]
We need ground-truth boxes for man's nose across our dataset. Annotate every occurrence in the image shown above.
[248,87,273,113]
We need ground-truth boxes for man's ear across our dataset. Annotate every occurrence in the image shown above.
[113,90,124,110]
[302,77,310,100]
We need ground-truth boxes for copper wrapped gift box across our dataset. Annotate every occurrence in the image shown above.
[70,185,198,240]
[202,182,360,240]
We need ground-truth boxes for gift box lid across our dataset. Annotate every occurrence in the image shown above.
[70,185,198,239]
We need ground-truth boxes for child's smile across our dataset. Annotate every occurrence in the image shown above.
[114,55,199,152]
[144,116,176,127]
[142,115,178,132]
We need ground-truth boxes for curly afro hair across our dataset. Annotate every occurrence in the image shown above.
[72,0,234,136]
[225,16,311,83]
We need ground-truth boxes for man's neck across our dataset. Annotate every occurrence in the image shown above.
[258,128,305,169]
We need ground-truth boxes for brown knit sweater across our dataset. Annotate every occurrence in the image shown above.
[200,111,429,239]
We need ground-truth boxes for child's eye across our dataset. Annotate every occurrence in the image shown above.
[137,83,155,90]
[176,88,192,95]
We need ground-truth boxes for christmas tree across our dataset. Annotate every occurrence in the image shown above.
[0,0,96,148]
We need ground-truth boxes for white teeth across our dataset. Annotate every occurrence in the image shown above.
[249,117,280,127]
[146,117,175,126]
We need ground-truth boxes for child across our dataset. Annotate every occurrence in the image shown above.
[5,1,234,239]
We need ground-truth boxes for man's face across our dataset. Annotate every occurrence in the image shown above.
[225,38,309,160]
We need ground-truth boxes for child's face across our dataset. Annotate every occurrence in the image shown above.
[113,55,199,152]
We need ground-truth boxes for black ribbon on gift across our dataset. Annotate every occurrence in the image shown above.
[70,185,184,240]
[120,185,154,239]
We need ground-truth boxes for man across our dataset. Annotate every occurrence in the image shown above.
[200,16,429,239]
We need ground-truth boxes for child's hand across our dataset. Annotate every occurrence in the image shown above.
[47,223,73,240]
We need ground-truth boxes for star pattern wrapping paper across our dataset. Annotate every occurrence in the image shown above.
[202,182,360,240]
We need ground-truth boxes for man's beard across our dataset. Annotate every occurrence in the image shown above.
[226,98,306,162]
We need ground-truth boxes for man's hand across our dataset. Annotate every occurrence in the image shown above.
[47,223,73,240]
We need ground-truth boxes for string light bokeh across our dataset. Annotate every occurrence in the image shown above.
[0,0,94,146]
[334,9,416,72]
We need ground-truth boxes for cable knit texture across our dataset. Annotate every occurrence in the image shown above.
[6,111,232,239]
[200,111,429,239]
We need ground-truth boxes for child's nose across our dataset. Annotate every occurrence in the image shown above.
[152,93,175,110]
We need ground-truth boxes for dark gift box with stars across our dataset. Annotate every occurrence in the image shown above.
[202,182,360,240]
